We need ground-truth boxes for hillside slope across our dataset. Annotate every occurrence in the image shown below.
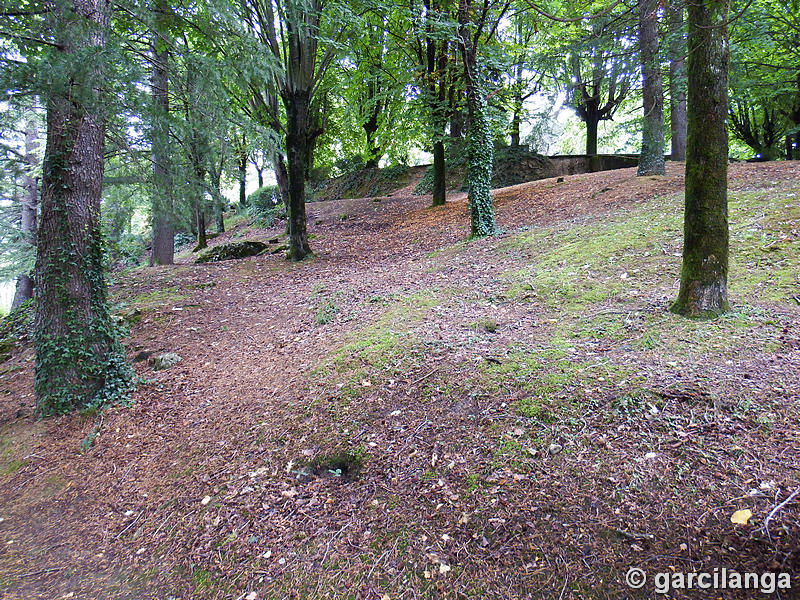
[1,163,799,599]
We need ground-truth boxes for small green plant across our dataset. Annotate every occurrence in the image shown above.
[308,447,367,480]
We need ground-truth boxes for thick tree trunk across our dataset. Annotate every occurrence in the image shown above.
[431,139,446,206]
[668,0,687,161]
[35,0,131,415]
[12,116,38,309]
[672,0,730,317]
[149,0,174,266]
[195,203,207,250]
[458,0,496,238]
[363,102,382,169]
[637,0,665,176]
[586,115,599,156]
[284,92,313,261]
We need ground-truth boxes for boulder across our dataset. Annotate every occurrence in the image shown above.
[195,241,268,263]
[153,352,181,371]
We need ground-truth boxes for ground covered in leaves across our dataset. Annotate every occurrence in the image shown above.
[1,162,799,599]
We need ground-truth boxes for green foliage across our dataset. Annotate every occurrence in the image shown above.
[246,186,286,227]
[0,299,34,362]
[315,300,339,325]
[34,223,135,417]
[106,232,148,269]
[333,155,366,176]
[466,92,497,238]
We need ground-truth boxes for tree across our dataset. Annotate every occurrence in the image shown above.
[149,0,176,266]
[236,0,348,261]
[408,0,459,207]
[637,0,665,175]
[457,0,505,237]
[667,0,687,160]
[672,0,730,317]
[555,14,636,155]
[34,0,133,414]
[12,114,39,308]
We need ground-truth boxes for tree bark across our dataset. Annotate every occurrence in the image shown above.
[283,92,312,261]
[238,138,247,206]
[672,0,730,317]
[668,0,687,161]
[149,0,174,266]
[585,112,599,156]
[35,0,131,415]
[637,0,665,176]
[458,0,496,238]
[431,139,446,206]
[12,115,38,309]
[510,90,522,147]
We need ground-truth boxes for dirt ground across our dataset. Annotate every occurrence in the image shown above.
[1,162,799,599]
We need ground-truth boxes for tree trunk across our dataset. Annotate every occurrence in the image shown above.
[193,165,207,251]
[238,143,247,206]
[284,92,312,261]
[431,139,446,206]
[211,168,225,234]
[510,92,522,148]
[34,0,132,415]
[637,0,665,176]
[362,97,382,169]
[458,0,496,238]
[257,167,264,188]
[586,114,599,156]
[12,116,39,309]
[149,0,174,266]
[668,0,687,161]
[672,0,730,317]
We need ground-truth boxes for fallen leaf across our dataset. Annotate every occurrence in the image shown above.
[201,496,211,505]
[731,509,752,525]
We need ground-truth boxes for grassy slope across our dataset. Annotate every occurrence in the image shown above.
[0,164,798,599]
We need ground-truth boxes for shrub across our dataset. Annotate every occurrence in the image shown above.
[247,186,285,227]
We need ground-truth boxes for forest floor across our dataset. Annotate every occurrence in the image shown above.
[1,162,799,599]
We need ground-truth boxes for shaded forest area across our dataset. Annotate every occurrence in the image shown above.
[1,0,800,597]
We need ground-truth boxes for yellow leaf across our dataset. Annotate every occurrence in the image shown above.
[730,509,752,525]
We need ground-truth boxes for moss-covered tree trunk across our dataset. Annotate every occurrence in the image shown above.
[637,0,665,176]
[672,0,730,317]
[35,0,132,415]
[458,0,496,238]
[668,0,687,161]
[149,0,175,266]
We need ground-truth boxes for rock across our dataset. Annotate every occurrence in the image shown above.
[548,443,563,455]
[195,241,268,263]
[119,307,141,325]
[152,353,181,371]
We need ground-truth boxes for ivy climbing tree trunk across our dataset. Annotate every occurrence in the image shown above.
[458,0,496,238]
[12,115,38,309]
[668,0,687,161]
[149,0,175,266]
[637,0,665,176]
[34,0,133,415]
[672,0,730,317]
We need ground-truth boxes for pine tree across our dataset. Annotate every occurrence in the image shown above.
[34,0,133,414]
